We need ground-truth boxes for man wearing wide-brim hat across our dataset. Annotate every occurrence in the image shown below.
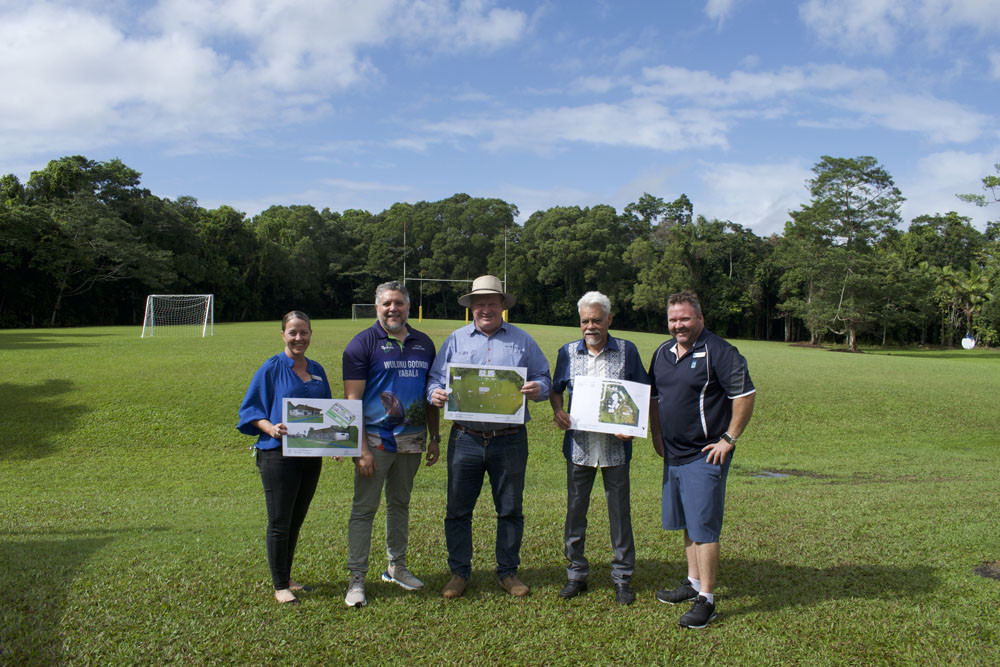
[427,275,551,599]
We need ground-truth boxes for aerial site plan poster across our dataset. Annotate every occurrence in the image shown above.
[282,398,363,457]
[569,376,650,438]
[445,364,526,424]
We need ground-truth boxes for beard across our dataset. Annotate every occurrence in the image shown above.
[380,315,405,333]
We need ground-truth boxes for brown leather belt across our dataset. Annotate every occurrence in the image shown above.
[453,423,524,440]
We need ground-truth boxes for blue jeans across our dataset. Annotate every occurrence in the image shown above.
[445,426,528,579]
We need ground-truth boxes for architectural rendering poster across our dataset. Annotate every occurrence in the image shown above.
[444,363,527,424]
[568,376,650,438]
[282,398,363,457]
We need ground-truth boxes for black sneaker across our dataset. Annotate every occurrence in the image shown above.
[678,596,717,629]
[655,580,698,605]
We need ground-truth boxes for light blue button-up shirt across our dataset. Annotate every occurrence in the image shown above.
[427,321,552,431]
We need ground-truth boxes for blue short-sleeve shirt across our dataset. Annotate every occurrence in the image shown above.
[648,328,755,465]
[238,353,332,450]
[426,321,551,432]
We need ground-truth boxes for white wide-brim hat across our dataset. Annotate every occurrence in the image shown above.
[458,275,516,309]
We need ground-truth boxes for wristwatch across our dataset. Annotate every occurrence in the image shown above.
[721,432,737,446]
[429,434,442,443]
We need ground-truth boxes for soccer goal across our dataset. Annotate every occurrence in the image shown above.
[141,294,214,338]
[351,304,376,321]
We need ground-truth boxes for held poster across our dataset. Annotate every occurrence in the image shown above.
[568,376,650,439]
[282,398,363,457]
[444,363,527,424]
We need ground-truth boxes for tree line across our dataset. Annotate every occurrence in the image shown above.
[2,155,998,348]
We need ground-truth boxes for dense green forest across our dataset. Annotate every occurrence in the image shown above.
[2,155,998,348]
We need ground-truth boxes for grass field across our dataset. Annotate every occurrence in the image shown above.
[1,318,998,665]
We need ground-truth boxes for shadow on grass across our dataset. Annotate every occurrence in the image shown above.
[0,331,112,351]
[0,529,141,663]
[873,350,998,360]
[0,379,89,461]
[721,559,938,615]
[401,559,939,612]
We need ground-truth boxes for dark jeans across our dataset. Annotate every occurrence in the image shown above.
[445,425,528,579]
[256,448,322,590]
[565,460,635,584]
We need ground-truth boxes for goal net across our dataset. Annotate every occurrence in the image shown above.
[351,304,376,321]
[141,294,214,338]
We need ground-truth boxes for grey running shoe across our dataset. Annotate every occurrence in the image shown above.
[382,564,424,590]
[655,580,699,605]
[344,571,367,607]
[678,596,717,628]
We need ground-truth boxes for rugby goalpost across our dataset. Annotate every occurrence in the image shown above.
[141,294,214,338]
[353,221,510,323]
[398,221,508,323]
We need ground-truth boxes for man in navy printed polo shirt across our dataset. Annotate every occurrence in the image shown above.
[342,280,440,607]
[648,290,755,628]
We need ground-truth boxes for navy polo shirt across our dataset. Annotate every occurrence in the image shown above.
[342,321,436,452]
[648,328,755,466]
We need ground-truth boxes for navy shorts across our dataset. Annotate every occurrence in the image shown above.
[661,455,731,543]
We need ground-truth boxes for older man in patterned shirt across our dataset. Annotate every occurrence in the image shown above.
[550,291,649,605]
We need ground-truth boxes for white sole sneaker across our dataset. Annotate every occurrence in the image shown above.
[381,569,424,591]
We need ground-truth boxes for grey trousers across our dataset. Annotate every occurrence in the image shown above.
[564,460,635,584]
[347,447,422,574]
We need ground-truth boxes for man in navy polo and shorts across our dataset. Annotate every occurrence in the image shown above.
[648,290,756,628]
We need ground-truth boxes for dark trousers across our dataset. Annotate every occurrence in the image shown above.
[256,448,322,590]
[444,425,528,579]
[565,460,635,584]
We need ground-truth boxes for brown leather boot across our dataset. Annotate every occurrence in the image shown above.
[442,574,469,599]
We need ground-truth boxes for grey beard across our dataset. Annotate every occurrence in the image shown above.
[382,318,405,333]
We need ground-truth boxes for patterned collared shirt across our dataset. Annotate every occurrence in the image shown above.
[552,337,648,467]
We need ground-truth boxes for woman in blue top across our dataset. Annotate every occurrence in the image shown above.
[238,311,331,605]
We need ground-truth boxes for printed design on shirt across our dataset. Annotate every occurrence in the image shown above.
[345,325,435,453]
[566,339,628,467]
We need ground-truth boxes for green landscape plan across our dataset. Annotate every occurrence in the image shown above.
[445,363,526,423]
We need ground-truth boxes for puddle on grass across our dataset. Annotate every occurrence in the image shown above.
[751,469,827,479]
[974,561,1000,580]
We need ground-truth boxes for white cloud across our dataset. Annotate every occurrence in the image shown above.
[704,0,743,23]
[636,64,885,106]
[800,0,1000,54]
[827,91,991,143]
[899,149,1000,228]
[990,51,1000,79]
[0,0,530,160]
[427,100,730,153]
[634,63,991,145]
[696,161,814,236]
[571,76,620,94]
[390,0,528,52]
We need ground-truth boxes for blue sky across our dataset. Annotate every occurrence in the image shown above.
[2,0,999,236]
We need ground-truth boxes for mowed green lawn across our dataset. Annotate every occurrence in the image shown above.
[1,319,998,665]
